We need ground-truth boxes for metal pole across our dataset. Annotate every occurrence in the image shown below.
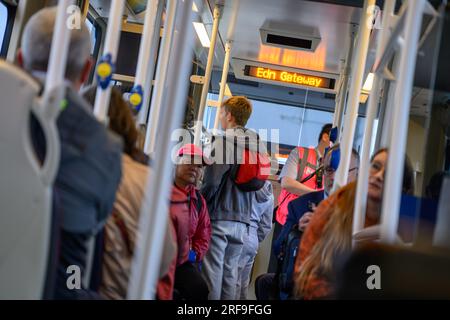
[93,0,125,122]
[194,5,221,145]
[353,0,396,239]
[333,24,356,131]
[129,0,160,115]
[333,0,375,190]
[380,0,426,243]
[138,0,165,125]
[134,0,159,87]
[44,0,75,95]
[144,0,178,155]
[128,0,194,299]
[333,75,344,127]
[213,41,232,130]
[379,69,397,147]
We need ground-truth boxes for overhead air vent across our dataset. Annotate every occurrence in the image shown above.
[260,21,321,52]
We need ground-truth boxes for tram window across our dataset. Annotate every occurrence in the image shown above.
[116,31,141,77]
[203,93,368,157]
[203,93,334,149]
[85,18,95,54]
[0,2,7,54]
[204,94,333,147]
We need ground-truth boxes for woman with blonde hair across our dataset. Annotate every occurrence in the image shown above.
[294,149,413,299]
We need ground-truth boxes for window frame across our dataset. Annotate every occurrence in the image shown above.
[86,12,104,83]
[0,0,17,58]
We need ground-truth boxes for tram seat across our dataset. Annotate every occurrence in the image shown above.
[0,60,59,299]
[336,243,450,299]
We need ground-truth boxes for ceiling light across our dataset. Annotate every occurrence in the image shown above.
[362,72,374,92]
[193,22,211,48]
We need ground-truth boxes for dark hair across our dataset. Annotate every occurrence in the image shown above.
[318,123,333,144]
[83,86,139,157]
[370,148,414,194]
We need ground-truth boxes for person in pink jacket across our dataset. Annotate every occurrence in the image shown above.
[170,144,212,300]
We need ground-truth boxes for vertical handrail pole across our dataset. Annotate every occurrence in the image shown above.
[333,0,375,190]
[134,0,160,88]
[213,41,232,130]
[44,0,75,95]
[333,24,356,131]
[194,5,221,145]
[93,0,125,122]
[128,0,194,299]
[130,0,160,120]
[144,0,178,155]
[353,0,396,239]
[138,0,165,125]
[380,0,426,243]
[333,77,345,128]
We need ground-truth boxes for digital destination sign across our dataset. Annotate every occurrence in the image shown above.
[244,65,335,90]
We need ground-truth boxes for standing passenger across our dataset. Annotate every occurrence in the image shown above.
[171,144,212,300]
[254,145,360,300]
[236,181,274,300]
[201,96,259,300]
[267,123,332,273]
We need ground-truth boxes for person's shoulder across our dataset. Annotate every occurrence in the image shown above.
[288,147,300,157]
[123,154,149,175]
[65,86,96,116]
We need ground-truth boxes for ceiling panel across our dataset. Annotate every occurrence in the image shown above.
[210,0,362,75]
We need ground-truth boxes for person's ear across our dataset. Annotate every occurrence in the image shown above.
[17,49,24,68]
[79,57,94,85]
[228,112,235,124]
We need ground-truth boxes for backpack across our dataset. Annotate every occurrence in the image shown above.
[229,130,271,192]
[277,224,302,299]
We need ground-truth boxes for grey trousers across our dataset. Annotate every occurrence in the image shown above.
[202,220,247,300]
[236,226,259,300]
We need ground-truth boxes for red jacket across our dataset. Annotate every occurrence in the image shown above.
[170,184,211,266]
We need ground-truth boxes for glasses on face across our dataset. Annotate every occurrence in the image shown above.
[323,166,358,175]
[323,166,335,175]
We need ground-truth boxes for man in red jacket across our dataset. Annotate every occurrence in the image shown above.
[170,144,212,300]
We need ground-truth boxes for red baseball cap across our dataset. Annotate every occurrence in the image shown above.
[177,144,212,165]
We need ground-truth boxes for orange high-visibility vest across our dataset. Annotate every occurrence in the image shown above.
[275,147,321,225]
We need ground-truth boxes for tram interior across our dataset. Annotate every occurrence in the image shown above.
[1,0,450,300]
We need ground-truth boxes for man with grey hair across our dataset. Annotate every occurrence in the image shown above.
[17,6,123,299]
[17,6,92,88]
